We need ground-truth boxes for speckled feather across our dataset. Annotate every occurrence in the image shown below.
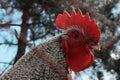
[0,34,67,80]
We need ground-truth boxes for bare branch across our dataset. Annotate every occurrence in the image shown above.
[0,43,17,45]
[0,62,13,65]
[0,60,14,75]
[0,23,21,28]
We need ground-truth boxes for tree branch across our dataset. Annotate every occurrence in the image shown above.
[0,23,21,28]
[0,43,17,45]
[0,62,13,65]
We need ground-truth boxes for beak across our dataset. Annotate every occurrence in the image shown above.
[90,44,101,51]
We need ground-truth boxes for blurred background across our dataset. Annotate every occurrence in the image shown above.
[0,0,120,80]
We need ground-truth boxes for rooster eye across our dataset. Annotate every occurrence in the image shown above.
[72,33,79,38]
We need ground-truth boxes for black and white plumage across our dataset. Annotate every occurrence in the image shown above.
[0,35,68,80]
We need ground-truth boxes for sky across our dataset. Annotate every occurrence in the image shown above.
[0,7,22,73]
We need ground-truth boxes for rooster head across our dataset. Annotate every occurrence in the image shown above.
[55,8,101,73]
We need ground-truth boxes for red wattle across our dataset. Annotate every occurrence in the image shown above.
[61,39,94,73]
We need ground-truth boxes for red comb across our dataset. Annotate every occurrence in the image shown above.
[55,8,101,42]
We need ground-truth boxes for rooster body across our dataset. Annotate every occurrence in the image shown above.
[0,8,101,80]
[0,35,68,80]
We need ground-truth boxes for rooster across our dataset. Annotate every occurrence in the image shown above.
[0,8,101,80]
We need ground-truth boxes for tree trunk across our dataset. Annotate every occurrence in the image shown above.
[14,12,29,64]
[0,35,68,80]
